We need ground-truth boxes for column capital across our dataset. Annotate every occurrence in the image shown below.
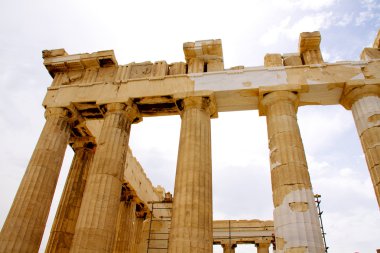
[174,92,218,118]
[256,242,271,247]
[70,137,96,151]
[44,107,71,119]
[340,83,380,109]
[221,243,237,249]
[135,202,148,218]
[102,101,142,123]
[259,90,299,116]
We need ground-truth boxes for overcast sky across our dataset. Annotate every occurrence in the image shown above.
[0,0,379,252]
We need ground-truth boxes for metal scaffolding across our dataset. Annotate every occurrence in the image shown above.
[315,194,329,253]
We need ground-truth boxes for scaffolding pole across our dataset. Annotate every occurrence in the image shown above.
[315,194,329,253]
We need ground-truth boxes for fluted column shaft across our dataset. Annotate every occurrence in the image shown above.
[70,102,139,253]
[131,217,144,253]
[341,85,380,207]
[113,200,136,253]
[168,96,214,253]
[45,140,96,253]
[261,91,324,253]
[0,107,71,253]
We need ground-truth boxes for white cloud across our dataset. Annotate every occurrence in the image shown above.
[278,0,336,10]
[284,12,334,39]
[260,12,333,45]
[356,10,375,26]
[259,17,292,45]
[355,0,380,26]
[336,13,353,27]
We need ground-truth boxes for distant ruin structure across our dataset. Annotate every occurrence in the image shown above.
[1,30,380,253]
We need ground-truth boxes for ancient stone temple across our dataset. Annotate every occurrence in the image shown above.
[1,30,380,253]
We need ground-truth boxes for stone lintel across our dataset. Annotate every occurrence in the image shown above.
[213,219,274,245]
[43,49,118,78]
[42,55,378,115]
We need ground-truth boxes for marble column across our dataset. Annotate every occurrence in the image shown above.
[0,107,71,253]
[45,139,96,253]
[131,217,144,253]
[168,96,215,253]
[221,243,236,253]
[260,91,324,253]
[70,102,140,253]
[341,85,380,207]
[112,195,136,253]
[256,243,270,253]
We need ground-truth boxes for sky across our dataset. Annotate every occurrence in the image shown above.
[0,0,379,252]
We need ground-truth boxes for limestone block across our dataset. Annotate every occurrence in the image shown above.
[130,62,153,78]
[42,48,68,58]
[183,39,224,73]
[151,61,168,77]
[302,50,324,65]
[115,64,133,82]
[188,58,204,73]
[299,31,321,53]
[264,54,283,67]
[229,65,244,70]
[207,59,224,72]
[43,49,117,78]
[299,31,324,64]
[361,48,380,60]
[96,66,117,82]
[183,39,223,62]
[283,53,303,66]
[124,149,164,209]
[169,62,186,75]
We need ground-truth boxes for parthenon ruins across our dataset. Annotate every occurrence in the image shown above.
[1,30,380,253]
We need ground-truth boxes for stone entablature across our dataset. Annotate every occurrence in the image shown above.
[213,220,274,245]
[42,38,380,119]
